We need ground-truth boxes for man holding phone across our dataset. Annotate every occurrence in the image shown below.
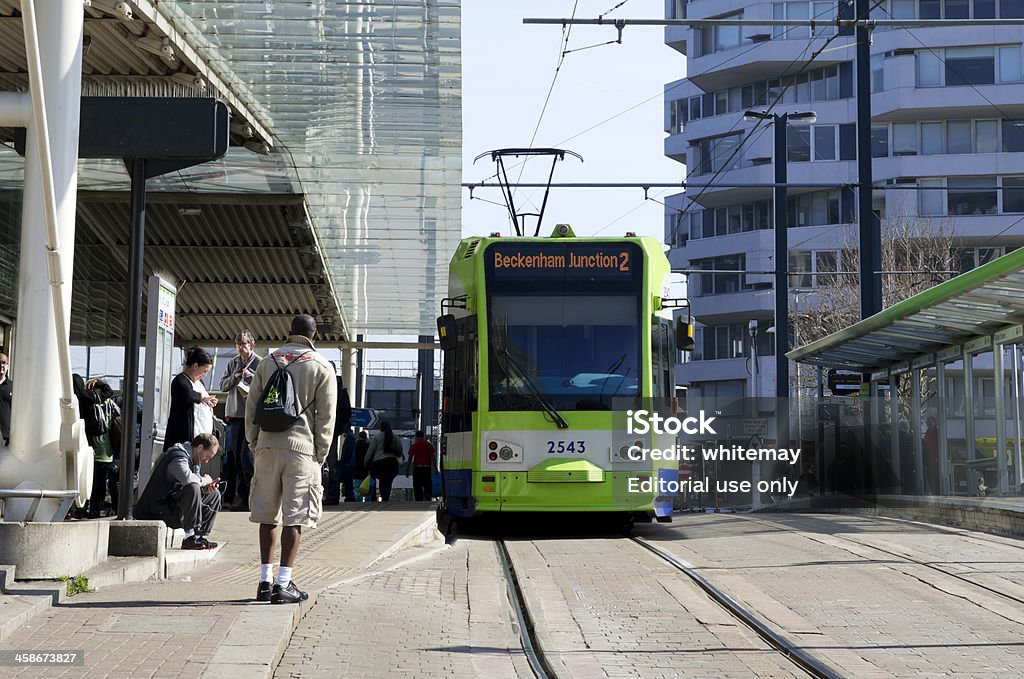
[135,432,223,550]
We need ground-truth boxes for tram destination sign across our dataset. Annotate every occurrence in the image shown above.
[486,242,642,280]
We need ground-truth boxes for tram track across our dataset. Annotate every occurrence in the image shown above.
[495,539,558,679]
[745,513,1024,608]
[493,534,845,679]
[630,537,844,679]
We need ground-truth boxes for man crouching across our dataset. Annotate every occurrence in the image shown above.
[135,433,222,550]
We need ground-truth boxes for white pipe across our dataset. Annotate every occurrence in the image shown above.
[21,0,77,419]
[0,1,87,519]
[0,92,31,127]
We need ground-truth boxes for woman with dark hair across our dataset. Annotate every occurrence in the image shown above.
[164,347,217,451]
[365,421,404,501]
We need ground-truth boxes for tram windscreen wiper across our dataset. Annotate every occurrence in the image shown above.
[499,345,569,429]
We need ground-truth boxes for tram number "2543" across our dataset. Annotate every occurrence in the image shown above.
[546,440,586,454]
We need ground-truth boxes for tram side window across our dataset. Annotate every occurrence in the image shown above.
[651,319,674,400]
[441,316,478,433]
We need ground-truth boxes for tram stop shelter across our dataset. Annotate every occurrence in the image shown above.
[788,247,1024,500]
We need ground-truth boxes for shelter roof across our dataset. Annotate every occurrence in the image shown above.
[787,248,1024,370]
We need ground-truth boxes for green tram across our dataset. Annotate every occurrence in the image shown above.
[436,225,687,522]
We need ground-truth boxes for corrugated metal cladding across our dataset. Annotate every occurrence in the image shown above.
[70,192,341,344]
[153,0,464,336]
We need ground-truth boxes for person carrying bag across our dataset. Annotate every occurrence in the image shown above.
[364,421,404,501]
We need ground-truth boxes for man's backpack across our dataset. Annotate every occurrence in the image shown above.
[254,351,311,433]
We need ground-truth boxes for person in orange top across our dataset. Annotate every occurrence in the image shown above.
[405,430,435,501]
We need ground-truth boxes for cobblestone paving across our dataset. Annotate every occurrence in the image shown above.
[0,578,246,679]
[504,538,802,679]
[0,506,431,679]
[640,513,1024,677]
[274,540,530,679]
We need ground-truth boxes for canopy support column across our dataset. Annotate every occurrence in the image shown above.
[964,349,978,496]
[936,361,950,495]
[995,343,1009,496]
[890,374,900,491]
[911,369,922,495]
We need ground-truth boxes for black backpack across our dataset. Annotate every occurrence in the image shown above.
[254,351,311,433]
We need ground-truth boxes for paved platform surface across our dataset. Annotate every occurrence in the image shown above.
[276,538,532,679]
[0,503,439,678]
[638,512,1024,677]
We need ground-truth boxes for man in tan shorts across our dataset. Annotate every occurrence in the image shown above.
[245,314,337,604]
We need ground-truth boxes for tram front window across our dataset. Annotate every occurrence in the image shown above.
[488,294,640,411]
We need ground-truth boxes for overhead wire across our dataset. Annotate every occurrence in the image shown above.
[788,11,1024,255]
[870,5,1024,249]
[472,2,836,188]
[509,0,581,226]
[600,1,877,237]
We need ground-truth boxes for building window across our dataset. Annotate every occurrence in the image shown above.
[699,11,743,56]
[1000,46,1024,81]
[917,50,943,86]
[787,124,838,162]
[773,3,810,40]
[787,189,843,227]
[945,120,972,154]
[682,64,848,124]
[921,122,943,154]
[788,249,839,288]
[1002,0,1024,19]
[976,120,999,153]
[919,45,1023,87]
[919,178,945,216]
[946,47,995,86]
[947,176,998,215]
[696,133,743,175]
[691,254,749,296]
[1003,177,1024,212]
[977,0,997,17]
[871,125,889,158]
[892,0,916,18]
[871,54,884,92]
[958,247,1004,272]
[814,125,837,160]
[892,122,918,155]
[700,324,749,360]
[1004,119,1024,151]
[788,125,811,162]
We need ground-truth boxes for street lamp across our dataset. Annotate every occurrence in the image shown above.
[742,109,816,448]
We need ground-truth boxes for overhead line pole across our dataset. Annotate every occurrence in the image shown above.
[856,0,881,320]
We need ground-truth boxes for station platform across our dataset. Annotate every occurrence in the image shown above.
[0,503,441,678]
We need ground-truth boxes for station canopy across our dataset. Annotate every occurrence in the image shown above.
[787,247,1024,371]
[0,1,461,344]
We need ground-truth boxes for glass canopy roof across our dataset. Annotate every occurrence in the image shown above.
[142,1,465,336]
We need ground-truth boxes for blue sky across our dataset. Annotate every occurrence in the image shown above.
[461,0,684,241]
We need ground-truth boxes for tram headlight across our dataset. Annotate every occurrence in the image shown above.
[499,446,514,461]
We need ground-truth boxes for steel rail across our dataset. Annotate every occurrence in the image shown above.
[495,540,558,679]
[631,536,845,679]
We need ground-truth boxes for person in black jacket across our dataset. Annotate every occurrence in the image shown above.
[135,433,222,550]
[164,347,217,451]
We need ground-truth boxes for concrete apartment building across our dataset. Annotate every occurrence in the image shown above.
[663,0,1024,420]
